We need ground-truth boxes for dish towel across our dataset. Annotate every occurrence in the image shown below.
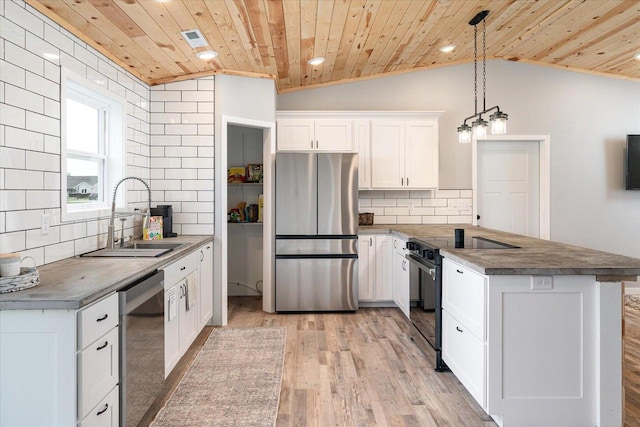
[186,271,198,310]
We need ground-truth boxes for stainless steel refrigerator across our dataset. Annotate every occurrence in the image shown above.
[275,152,358,311]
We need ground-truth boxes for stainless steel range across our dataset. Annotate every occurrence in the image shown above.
[406,234,519,371]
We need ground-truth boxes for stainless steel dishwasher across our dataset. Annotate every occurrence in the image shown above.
[119,270,165,427]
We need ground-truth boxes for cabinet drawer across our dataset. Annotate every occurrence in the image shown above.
[163,251,198,286]
[78,327,119,419]
[442,259,486,340]
[79,385,119,427]
[78,293,118,350]
[442,309,486,408]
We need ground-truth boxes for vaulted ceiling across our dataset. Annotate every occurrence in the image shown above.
[26,0,640,93]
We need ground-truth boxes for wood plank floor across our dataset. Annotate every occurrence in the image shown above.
[149,296,640,426]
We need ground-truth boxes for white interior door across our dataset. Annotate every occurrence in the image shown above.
[477,140,540,238]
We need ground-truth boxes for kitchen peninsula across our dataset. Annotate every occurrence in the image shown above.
[361,224,640,427]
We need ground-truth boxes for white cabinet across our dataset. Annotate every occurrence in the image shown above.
[277,117,353,151]
[358,234,393,303]
[392,237,410,319]
[371,120,438,189]
[198,243,214,328]
[441,259,487,408]
[354,120,371,189]
[0,293,119,426]
[163,251,199,377]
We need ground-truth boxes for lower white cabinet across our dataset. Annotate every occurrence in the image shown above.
[163,251,199,377]
[0,293,119,427]
[358,234,393,303]
[198,243,214,328]
[392,237,410,318]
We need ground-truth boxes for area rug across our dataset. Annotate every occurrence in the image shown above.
[151,327,286,427]
[625,295,640,312]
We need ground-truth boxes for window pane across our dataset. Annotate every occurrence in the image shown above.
[66,98,100,153]
[67,157,102,205]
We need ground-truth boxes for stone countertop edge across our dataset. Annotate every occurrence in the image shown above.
[358,227,410,240]
[359,224,640,278]
[0,235,214,311]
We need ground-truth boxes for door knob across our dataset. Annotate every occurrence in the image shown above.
[477,214,481,220]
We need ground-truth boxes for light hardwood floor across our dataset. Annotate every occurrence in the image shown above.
[150,296,640,426]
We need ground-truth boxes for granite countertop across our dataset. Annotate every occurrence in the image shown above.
[360,224,640,278]
[0,235,214,310]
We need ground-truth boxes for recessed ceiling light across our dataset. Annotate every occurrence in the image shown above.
[308,57,325,66]
[635,52,640,60]
[439,44,456,53]
[196,50,218,60]
[43,52,59,60]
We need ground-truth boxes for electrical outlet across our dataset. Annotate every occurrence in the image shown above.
[41,213,50,235]
[531,276,553,290]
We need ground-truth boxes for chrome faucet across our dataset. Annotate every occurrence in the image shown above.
[107,177,151,249]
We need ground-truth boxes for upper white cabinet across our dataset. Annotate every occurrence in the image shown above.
[277,115,353,151]
[354,120,371,189]
[371,120,438,189]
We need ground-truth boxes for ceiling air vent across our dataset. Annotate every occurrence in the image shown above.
[180,29,208,48]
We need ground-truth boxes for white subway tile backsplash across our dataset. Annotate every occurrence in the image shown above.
[397,216,422,224]
[371,198,396,207]
[165,146,198,158]
[164,80,198,91]
[197,213,213,223]
[374,216,397,224]
[182,180,211,191]
[358,190,384,199]
[150,90,181,102]
[152,180,181,191]
[5,209,42,232]
[0,190,26,210]
[165,168,198,179]
[60,222,87,242]
[60,52,87,77]
[183,157,213,168]
[43,134,59,154]
[173,212,198,224]
[422,198,447,207]
[25,33,59,66]
[165,190,198,202]
[43,60,60,83]
[181,224,213,235]
[149,112,181,124]
[16,246,44,266]
[164,101,197,113]
[43,98,59,118]
[6,1,43,37]
[25,226,60,249]
[5,41,43,76]
[0,103,26,127]
[165,123,197,135]
[198,103,214,113]
[0,16,26,48]
[5,83,43,113]
[181,91,213,102]
[25,190,58,209]
[182,202,214,213]
[435,189,460,198]
[0,146,25,168]
[196,79,214,91]
[0,59,26,88]
[26,72,59,100]
[460,189,473,198]
[197,124,214,135]
[182,135,213,146]
[182,113,214,124]
[150,157,182,169]
[198,169,214,180]
[5,169,43,189]
[385,207,409,216]
[197,146,214,158]
[25,111,59,136]
[411,207,435,216]
[43,172,60,190]
[74,235,100,256]
[447,215,472,224]
[45,240,74,264]
[0,230,25,252]
[43,23,74,55]
[197,191,213,202]
[422,216,448,224]
[26,150,59,172]
[435,207,460,216]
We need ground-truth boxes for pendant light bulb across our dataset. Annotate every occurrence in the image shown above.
[472,117,488,139]
[457,124,472,144]
[490,110,508,135]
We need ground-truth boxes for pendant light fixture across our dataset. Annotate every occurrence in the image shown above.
[457,10,508,144]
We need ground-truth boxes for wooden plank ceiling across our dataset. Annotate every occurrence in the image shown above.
[26,0,640,93]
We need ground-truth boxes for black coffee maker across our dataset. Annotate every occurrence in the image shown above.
[150,205,177,238]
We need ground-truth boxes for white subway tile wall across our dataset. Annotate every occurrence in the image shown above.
[149,78,215,235]
[0,0,151,263]
[358,189,473,225]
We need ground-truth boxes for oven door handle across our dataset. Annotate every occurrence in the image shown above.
[406,254,437,280]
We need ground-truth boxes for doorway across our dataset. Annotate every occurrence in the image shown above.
[472,135,550,239]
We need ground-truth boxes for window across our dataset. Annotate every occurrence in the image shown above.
[61,71,125,221]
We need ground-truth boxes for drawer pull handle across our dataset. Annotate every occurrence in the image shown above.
[96,403,109,416]
[456,269,463,274]
[456,327,463,333]
[180,266,186,271]
[96,341,109,351]
[96,314,108,322]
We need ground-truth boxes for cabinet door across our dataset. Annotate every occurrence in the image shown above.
[354,120,371,189]
[405,121,438,189]
[198,244,213,329]
[392,251,410,319]
[374,235,393,300]
[315,119,353,151]
[357,236,375,301]
[277,118,315,151]
[179,274,199,353]
[371,121,404,188]
[164,284,180,377]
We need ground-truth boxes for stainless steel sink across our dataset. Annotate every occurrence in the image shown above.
[81,242,188,258]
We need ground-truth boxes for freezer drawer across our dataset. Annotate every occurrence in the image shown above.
[276,257,358,311]
[275,238,357,255]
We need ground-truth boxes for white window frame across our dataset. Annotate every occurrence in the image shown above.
[61,70,125,222]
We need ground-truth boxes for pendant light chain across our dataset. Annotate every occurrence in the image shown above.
[482,18,487,112]
[474,24,478,115]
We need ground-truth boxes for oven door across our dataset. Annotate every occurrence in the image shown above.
[407,254,436,349]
